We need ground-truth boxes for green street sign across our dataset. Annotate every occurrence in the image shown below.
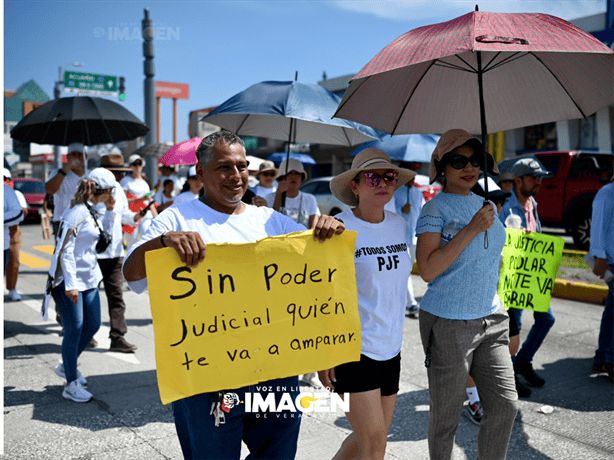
[64,71,118,96]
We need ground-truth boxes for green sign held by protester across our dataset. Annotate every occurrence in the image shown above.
[498,229,564,313]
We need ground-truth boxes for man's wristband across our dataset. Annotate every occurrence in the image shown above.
[58,169,67,176]
[160,232,168,247]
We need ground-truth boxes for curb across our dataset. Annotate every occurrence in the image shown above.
[553,278,608,305]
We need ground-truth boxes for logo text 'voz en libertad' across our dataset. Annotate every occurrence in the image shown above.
[93,25,180,41]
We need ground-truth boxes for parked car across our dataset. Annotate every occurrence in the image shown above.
[498,151,613,250]
[299,174,442,216]
[299,177,349,216]
[12,178,46,222]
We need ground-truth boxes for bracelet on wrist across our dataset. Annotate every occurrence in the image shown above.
[160,232,168,248]
[58,169,67,176]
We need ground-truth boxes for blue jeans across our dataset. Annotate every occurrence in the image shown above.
[172,376,301,459]
[594,263,614,365]
[52,281,101,383]
[509,305,555,365]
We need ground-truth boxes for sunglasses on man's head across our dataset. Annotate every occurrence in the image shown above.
[131,161,143,167]
[449,154,481,170]
[361,171,399,187]
[260,172,276,178]
[94,187,113,195]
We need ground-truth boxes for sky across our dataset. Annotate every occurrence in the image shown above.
[3,0,608,147]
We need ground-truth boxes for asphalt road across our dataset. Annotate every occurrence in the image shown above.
[3,222,613,459]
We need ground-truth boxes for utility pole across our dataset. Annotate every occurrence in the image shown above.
[142,8,158,183]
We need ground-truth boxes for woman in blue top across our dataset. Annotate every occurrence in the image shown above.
[415,130,518,460]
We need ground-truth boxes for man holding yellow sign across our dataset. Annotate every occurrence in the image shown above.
[123,130,347,460]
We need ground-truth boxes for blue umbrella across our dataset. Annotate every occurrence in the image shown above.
[351,134,440,163]
[203,81,380,147]
[267,152,316,166]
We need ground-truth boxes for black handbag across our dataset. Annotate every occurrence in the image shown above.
[87,205,112,254]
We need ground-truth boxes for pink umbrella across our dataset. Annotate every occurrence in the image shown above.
[160,137,203,165]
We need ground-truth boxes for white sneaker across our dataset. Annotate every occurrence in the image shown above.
[301,372,323,388]
[9,289,21,301]
[62,381,92,403]
[55,363,87,387]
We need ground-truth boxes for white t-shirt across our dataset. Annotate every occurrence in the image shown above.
[264,191,320,228]
[252,184,277,197]
[154,190,174,205]
[336,209,410,360]
[124,201,306,294]
[48,169,87,223]
[120,176,151,199]
[172,191,199,206]
[15,190,27,209]
[4,184,24,249]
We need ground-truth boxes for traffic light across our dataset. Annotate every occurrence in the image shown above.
[119,76,125,101]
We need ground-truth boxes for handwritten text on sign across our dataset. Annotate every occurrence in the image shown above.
[498,229,564,313]
[145,230,361,405]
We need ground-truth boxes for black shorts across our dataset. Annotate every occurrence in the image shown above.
[333,352,401,397]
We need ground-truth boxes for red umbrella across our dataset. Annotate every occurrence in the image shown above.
[334,8,614,196]
[160,137,203,165]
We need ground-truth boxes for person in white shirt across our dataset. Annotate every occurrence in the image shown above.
[97,153,148,353]
[4,179,24,302]
[47,168,115,403]
[155,165,182,197]
[120,154,152,204]
[4,168,26,301]
[122,130,345,460]
[319,149,414,460]
[262,158,319,228]
[45,142,88,236]
[250,160,278,198]
[172,165,203,205]
[153,179,175,212]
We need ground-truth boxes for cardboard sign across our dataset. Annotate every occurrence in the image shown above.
[498,229,564,313]
[145,230,361,405]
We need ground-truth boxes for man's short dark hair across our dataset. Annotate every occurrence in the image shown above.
[196,130,245,168]
[163,179,173,187]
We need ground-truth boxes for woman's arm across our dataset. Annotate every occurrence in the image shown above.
[416,204,496,283]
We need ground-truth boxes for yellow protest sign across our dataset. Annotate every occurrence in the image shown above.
[145,230,361,405]
[498,229,564,313]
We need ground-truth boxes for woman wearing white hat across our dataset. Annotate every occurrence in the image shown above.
[44,168,116,403]
[318,149,415,460]
[415,129,517,459]
[120,153,152,204]
[264,158,319,228]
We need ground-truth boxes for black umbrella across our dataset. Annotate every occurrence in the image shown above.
[133,142,170,159]
[10,96,149,146]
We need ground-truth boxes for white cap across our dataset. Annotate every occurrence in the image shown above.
[188,165,197,178]
[129,154,143,164]
[276,158,306,180]
[88,168,116,189]
[3,167,11,179]
[67,142,85,154]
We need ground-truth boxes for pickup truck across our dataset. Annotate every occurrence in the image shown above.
[498,151,613,250]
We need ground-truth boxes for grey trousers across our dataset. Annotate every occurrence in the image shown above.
[419,306,518,460]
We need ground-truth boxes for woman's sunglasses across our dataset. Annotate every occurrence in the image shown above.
[449,154,481,170]
[260,172,276,178]
[94,187,113,195]
[131,161,143,167]
[362,171,398,187]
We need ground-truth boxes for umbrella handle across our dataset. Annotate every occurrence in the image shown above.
[483,199,491,249]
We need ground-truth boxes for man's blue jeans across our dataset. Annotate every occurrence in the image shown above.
[172,376,301,459]
[52,281,101,383]
[509,305,555,365]
[594,263,614,365]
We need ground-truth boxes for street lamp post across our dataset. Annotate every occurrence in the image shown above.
[53,62,84,169]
